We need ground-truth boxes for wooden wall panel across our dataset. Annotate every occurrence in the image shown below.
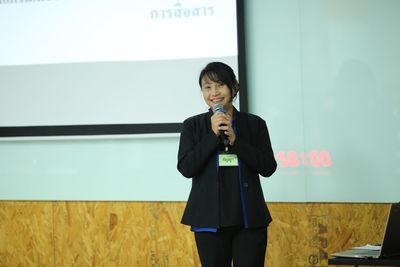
[266,203,389,267]
[0,201,390,267]
[0,201,54,267]
[52,202,199,267]
[267,203,309,267]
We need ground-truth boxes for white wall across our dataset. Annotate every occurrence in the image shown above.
[1,0,399,202]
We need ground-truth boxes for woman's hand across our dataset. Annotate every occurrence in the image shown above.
[211,113,236,145]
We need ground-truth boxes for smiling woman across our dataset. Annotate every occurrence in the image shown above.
[0,0,247,137]
[177,61,277,267]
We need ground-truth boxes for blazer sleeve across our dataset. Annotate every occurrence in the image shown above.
[230,117,277,177]
[177,117,220,178]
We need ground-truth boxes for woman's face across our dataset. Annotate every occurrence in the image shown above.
[201,76,232,110]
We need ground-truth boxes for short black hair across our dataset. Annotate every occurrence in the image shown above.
[198,62,239,100]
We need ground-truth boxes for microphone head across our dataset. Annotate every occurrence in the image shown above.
[212,103,226,114]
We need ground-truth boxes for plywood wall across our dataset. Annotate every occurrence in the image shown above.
[0,202,389,267]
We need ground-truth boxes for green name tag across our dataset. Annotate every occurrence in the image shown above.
[219,154,238,167]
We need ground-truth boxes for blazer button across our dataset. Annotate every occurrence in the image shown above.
[243,182,249,188]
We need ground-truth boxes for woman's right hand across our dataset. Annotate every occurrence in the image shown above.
[211,112,229,136]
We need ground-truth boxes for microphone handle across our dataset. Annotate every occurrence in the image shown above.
[219,124,229,146]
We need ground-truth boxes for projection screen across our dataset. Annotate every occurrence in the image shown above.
[0,0,247,137]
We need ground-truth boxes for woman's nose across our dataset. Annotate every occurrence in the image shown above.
[210,86,220,95]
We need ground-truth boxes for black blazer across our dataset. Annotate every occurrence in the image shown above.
[177,108,277,228]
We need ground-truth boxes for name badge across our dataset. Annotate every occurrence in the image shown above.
[219,153,238,167]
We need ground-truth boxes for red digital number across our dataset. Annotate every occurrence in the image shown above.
[276,150,332,168]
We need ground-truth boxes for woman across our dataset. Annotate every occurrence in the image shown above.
[177,62,277,267]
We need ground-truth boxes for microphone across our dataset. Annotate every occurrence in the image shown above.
[212,103,229,146]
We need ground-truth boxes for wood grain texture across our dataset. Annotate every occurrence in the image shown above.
[0,201,390,267]
[0,201,54,267]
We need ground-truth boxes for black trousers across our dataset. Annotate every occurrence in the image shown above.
[194,226,268,267]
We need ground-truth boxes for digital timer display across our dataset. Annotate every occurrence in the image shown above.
[275,150,332,168]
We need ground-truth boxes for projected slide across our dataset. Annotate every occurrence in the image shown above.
[0,0,240,133]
